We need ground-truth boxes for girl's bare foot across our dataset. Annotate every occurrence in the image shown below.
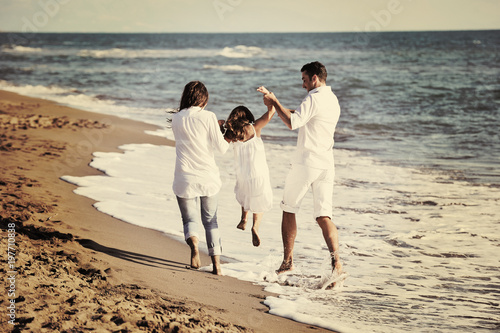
[237,219,247,230]
[211,255,222,275]
[186,237,201,269]
[276,259,294,274]
[251,212,262,247]
[238,208,249,230]
[251,228,261,247]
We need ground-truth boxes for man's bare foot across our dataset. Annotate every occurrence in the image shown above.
[331,251,342,274]
[276,259,294,274]
[237,219,247,230]
[251,228,261,247]
[323,252,343,289]
[333,262,343,275]
[186,237,201,269]
[211,255,222,275]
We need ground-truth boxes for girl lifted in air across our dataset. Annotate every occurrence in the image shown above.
[223,86,275,247]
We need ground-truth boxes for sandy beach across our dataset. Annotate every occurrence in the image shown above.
[0,90,332,332]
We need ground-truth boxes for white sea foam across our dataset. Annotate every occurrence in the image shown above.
[61,138,500,332]
[77,48,217,59]
[218,45,265,58]
[2,45,197,59]
[203,64,257,72]
[0,80,70,96]
[1,45,43,53]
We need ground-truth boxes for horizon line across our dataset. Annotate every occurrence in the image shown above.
[1,28,499,35]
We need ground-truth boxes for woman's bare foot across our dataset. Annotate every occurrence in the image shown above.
[186,236,201,269]
[237,219,247,230]
[251,228,261,247]
[276,259,294,274]
[211,255,222,275]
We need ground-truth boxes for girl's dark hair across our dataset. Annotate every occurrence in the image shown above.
[179,81,209,111]
[225,105,255,142]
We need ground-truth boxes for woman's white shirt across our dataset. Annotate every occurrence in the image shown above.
[172,106,229,198]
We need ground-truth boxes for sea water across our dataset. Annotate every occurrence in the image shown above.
[1,31,499,332]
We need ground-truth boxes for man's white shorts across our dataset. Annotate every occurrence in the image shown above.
[280,163,334,219]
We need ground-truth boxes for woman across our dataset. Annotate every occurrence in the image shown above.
[171,81,229,275]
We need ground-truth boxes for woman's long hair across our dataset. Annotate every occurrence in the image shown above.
[225,105,255,142]
[179,81,209,111]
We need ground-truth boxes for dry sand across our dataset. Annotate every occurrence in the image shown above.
[0,90,331,332]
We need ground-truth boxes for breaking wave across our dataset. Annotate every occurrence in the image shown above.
[218,45,264,58]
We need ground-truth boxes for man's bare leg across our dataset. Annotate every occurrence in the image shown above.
[251,213,262,247]
[211,255,222,275]
[237,207,248,230]
[186,236,201,269]
[276,211,297,274]
[316,216,342,273]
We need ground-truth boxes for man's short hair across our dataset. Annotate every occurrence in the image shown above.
[301,61,327,83]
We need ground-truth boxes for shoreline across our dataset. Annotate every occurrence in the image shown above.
[0,90,332,332]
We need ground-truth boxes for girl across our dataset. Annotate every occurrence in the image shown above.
[223,87,275,247]
[171,81,229,275]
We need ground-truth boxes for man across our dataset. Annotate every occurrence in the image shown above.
[260,61,342,275]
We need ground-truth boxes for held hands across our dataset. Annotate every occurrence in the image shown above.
[256,86,270,95]
[218,119,226,134]
[257,85,292,129]
[257,86,276,107]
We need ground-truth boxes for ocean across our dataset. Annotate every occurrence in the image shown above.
[1,31,499,332]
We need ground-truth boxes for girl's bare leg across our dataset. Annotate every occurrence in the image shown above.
[251,212,263,247]
[237,207,249,230]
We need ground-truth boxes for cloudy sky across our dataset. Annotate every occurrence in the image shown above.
[1,0,499,33]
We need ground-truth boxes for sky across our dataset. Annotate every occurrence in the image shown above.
[0,0,499,33]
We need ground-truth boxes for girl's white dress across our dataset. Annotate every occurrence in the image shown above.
[232,125,273,213]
